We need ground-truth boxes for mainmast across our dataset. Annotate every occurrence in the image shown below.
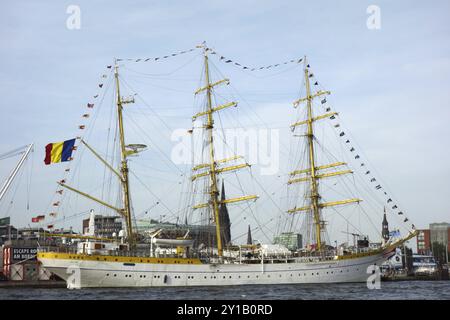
[191,44,258,258]
[114,60,134,247]
[303,64,323,251]
[288,58,362,253]
[203,49,223,257]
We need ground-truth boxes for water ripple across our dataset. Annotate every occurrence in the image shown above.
[0,281,449,300]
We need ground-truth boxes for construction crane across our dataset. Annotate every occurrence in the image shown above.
[0,144,34,203]
[341,231,361,250]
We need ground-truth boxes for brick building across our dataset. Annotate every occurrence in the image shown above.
[416,222,449,257]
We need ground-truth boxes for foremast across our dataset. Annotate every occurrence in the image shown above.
[192,45,258,258]
[288,58,361,252]
[114,61,134,247]
[58,60,137,248]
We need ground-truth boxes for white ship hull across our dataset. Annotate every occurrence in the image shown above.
[39,252,389,289]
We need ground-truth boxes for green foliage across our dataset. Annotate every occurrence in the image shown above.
[431,242,449,265]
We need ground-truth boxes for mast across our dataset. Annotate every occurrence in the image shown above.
[303,63,323,251]
[56,61,144,249]
[191,44,258,258]
[287,57,362,253]
[203,49,223,257]
[114,60,134,247]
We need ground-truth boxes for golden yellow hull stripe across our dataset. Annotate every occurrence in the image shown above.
[38,252,202,265]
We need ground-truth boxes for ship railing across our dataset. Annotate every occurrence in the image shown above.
[38,246,78,254]
[291,255,337,263]
[37,246,200,259]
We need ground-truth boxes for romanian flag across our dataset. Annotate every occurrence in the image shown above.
[44,139,76,165]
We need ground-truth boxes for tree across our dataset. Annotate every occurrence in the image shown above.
[431,242,448,265]
[401,245,414,275]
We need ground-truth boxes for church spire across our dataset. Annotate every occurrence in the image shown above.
[247,224,252,245]
[382,207,389,242]
[219,180,231,245]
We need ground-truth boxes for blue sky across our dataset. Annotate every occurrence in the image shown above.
[1,1,449,245]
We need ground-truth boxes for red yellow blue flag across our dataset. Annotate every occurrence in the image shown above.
[44,139,76,165]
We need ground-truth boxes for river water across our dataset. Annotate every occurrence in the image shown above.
[0,281,449,300]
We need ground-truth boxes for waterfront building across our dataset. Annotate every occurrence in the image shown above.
[0,225,18,245]
[82,215,122,239]
[416,222,449,259]
[135,219,217,247]
[417,229,431,255]
[273,232,303,251]
[1,237,57,281]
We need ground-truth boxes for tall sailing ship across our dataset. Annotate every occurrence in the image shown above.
[37,45,417,288]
